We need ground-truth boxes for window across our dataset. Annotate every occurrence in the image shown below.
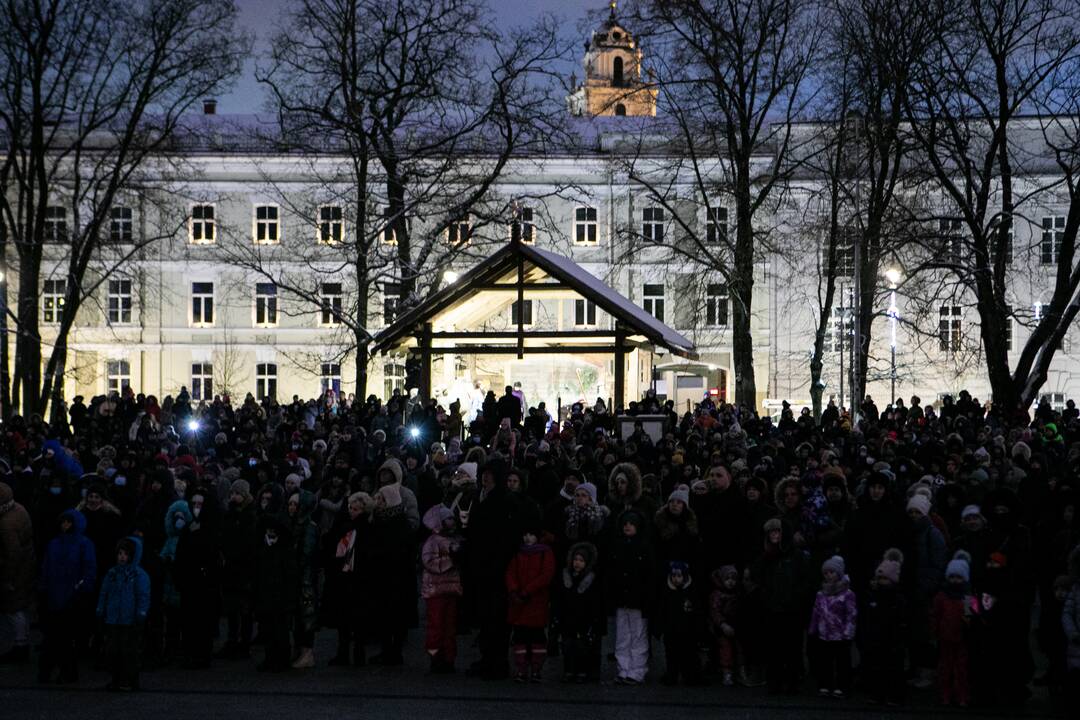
[382,282,401,324]
[106,360,130,395]
[189,205,215,244]
[109,206,133,243]
[574,299,597,327]
[642,207,665,243]
[1040,392,1067,412]
[383,361,405,398]
[939,218,964,263]
[255,363,277,401]
[1034,301,1069,351]
[43,279,66,324]
[938,305,962,352]
[706,206,728,244]
[511,300,534,326]
[44,206,67,243]
[318,205,343,244]
[191,362,213,401]
[320,282,343,325]
[1042,215,1065,265]
[574,206,598,244]
[826,286,855,352]
[643,283,664,322]
[107,279,132,325]
[706,283,728,328]
[614,103,627,116]
[829,230,856,276]
[191,282,214,326]
[613,56,624,86]
[990,215,1013,265]
[321,363,342,394]
[447,216,470,246]
[255,283,278,326]
[254,205,280,244]
[510,207,535,243]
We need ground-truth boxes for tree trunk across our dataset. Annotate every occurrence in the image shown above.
[15,267,42,417]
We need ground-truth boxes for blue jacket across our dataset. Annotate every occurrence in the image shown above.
[40,509,97,611]
[96,536,150,626]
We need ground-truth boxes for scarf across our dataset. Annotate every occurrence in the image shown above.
[336,529,357,573]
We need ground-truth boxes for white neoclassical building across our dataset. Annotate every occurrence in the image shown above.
[21,12,1079,414]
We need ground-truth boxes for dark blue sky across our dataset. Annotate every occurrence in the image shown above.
[225,0,599,112]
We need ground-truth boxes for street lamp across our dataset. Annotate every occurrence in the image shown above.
[442,270,459,284]
[885,268,901,407]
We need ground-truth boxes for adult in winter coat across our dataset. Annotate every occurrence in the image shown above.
[1062,547,1080,715]
[173,492,221,669]
[604,463,657,531]
[752,518,811,694]
[218,479,257,659]
[692,465,747,571]
[905,493,947,687]
[286,489,319,668]
[77,483,125,585]
[0,481,35,664]
[324,492,374,666]
[843,472,908,597]
[376,459,420,532]
[252,515,298,672]
[564,482,609,549]
[653,486,701,578]
[37,509,96,682]
[368,483,417,666]
[465,460,522,680]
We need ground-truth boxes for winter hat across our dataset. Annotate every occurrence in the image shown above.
[229,479,252,503]
[1012,441,1031,463]
[946,550,971,582]
[973,447,990,466]
[822,555,846,577]
[717,564,738,583]
[378,483,402,509]
[284,473,304,491]
[456,462,477,482]
[668,560,690,577]
[422,505,455,533]
[763,517,782,534]
[961,504,983,520]
[668,484,690,506]
[906,494,931,517]
[691,479,709,493]
[578,482,598,503]
[312,439,327,453]
[875,548,904,584]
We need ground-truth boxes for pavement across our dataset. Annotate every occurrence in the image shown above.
[0,628,1063,720]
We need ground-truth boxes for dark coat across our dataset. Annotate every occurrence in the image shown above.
[505,543,555,627]
[220,502,257,608]
[253,526,298,618]
[554,543,605,638]
[655,577,704,639]
[0,486,36,613]
[605,532,656,617]
[39,509,96,612]
[368,507,417,629]
[693,486,747,570]
[751,544,811,615]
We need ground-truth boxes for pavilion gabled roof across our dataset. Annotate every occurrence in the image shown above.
[372,241,696,358]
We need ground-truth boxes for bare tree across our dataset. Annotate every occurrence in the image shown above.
[906,0,1080,412]
[232,0,569,397]
[618,0,820,409]
[0,0,248,418]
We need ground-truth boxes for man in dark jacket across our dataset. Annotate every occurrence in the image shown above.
[496,387,522,429]
[218,480,257,659]
[252,516,297,672]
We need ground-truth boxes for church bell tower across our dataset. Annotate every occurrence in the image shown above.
[567,2,657,117]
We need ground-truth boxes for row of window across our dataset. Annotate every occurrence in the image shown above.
[104,360,406,402]
[508,283,731,329]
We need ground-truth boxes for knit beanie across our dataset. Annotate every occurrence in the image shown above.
[763,517,782,534]
[875,548,904,584]
[822,555,846,577]
[669,560,690,577]
[906,494,931,517]
[946,550,972,583]
[229,479,252,503]
[961,504,982,520]
[378,483,402,509]
[578,482,598,503]
[668,484,690,506]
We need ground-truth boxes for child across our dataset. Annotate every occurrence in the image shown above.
[658,560,706,685]
[1059,547,1080,716]
[932,550,972,707]
[808,555,857,697]
[606,509,655,685]
[737,566,767,687]
[708,565,740,686]
[96,537,151,691]
[862,548,907,705]
[421,505,464,673]
[555,542,604,683]
[505,524,555,682]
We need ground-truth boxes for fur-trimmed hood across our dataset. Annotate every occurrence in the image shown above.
[608,462,642,502]
[654,504,699,540]
[774,476,801,511]
[563,541,599,592]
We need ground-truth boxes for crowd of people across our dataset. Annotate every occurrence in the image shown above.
[0,384,1078,714]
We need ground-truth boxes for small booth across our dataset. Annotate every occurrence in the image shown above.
[372,238,696,416]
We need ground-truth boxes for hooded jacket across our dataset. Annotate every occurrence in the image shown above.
[96,536,151,625]
[377,459,420,531]
[421,505,463,598]
[39,509,96,612]
[555,542,604,637]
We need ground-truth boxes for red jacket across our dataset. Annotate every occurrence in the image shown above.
[932,590,969,646]
[505,543,555,627]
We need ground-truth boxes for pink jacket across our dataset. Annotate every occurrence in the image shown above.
[421,533,462,599]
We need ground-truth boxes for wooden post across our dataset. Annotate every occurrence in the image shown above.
[419,323,433,402]
[614,325,625,413]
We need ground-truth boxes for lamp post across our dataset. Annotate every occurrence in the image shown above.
[885,268,901,407]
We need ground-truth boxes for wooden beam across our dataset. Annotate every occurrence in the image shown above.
[428,345,616,355]
[419,323,432,401]
[430,330,612,339]
[614,325,626,412]
[472,283,571,291]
